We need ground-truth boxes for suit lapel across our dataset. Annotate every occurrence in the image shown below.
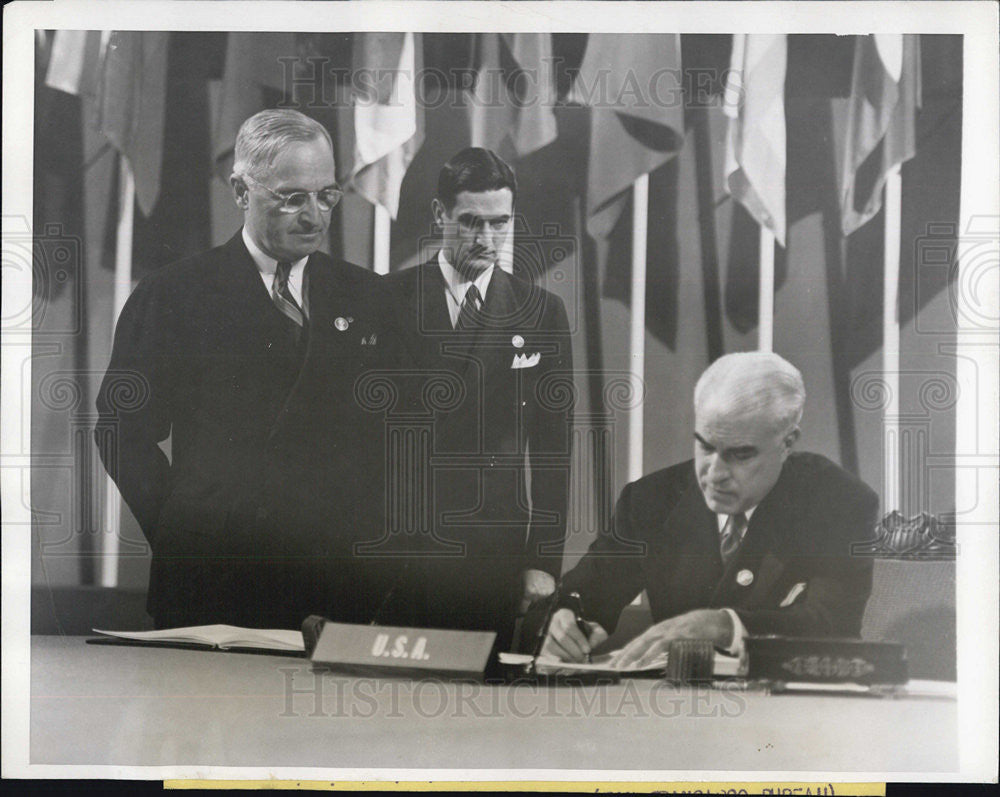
[418,259,453,335]
[661,477,724,611]
[213,230,305,345]
[469,267,521,373]
[266,252,361,437]
[292,252,377,371]
[216,232,280,316]
[480,267,517,321]
[419,257,496,377]
[299,253,332,362]
[404,260,463,369]
[303,253,352,332]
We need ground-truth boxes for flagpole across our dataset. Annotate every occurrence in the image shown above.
[101,156,135,589]
[372,204,391,276]
[628,174,649,483]
[882,164,902,513]
[758,226,775,352]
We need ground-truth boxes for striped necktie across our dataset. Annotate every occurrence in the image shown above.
[456,283,483,329]
[272,261,306,334]
[720,512,748,568]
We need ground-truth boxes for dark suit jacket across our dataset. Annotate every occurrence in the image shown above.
[559,452,878,639]
[381,258,573,646]
[95,231,395,628]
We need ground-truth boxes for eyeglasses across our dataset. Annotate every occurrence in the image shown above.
[242,174,344,214]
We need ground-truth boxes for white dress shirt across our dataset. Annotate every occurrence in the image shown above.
[715,506,757,655]
[437,250,494,328]
[243,227,307,310]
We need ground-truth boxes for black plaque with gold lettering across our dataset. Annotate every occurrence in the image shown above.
[745,636,908,686]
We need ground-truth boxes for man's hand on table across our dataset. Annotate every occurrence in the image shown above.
[607,608,734,669]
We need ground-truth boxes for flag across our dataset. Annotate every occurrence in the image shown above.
[96,32,169,217]
[836,33,954,370]
[723,34,787,247]
[132,33,216,275]
[840,35,921,236]
[574,33,685,242]
[44,30,98,95]
[213,32,297,179]
[598,156,683,349]
[350,32,424,218]
[36,30,97,304]
[43,30,119,275]
[468,33,558,160]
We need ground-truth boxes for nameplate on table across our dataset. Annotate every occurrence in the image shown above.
[745,636,908,686]
[310,622,496,679]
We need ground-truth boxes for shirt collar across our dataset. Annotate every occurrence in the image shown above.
[242,227,309,277]
[716,505,757,533]
[437,249,494,303]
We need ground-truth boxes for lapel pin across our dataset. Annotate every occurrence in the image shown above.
[511,334,525,349]
[334,317,350,331]
[736,569,754,587]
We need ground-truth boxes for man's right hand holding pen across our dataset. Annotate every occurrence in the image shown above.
[540,607,609,663]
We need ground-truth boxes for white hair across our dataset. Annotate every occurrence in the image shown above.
[231,109,333,181]
[694,351,806,434]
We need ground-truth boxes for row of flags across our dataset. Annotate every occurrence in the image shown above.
[44,31,558,221]
[42,30,922,255]
[724,33,920,247]
[32,31,948,585]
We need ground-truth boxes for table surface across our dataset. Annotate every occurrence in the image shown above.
[30,636,957,772]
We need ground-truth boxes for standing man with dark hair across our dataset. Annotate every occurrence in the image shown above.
[383,147,574,654]
[95,109,393,629]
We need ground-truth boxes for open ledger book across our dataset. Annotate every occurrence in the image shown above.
[91,625,305,654]
[498,650,742,677]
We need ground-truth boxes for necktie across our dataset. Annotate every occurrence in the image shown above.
[456,283,483,329]
[272,261,306,342]
[719,512,748,568]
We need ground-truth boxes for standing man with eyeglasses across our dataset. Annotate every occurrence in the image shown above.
[381,148,573,657]
[95,109,394,629]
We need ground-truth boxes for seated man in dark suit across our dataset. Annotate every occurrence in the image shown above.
[540,352,878,667]
[95,109,394,629]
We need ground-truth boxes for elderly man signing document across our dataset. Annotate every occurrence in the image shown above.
[540,352,878,667]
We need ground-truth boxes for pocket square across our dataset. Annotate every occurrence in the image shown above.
[511,352,541,369]
[779,582,807,608]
